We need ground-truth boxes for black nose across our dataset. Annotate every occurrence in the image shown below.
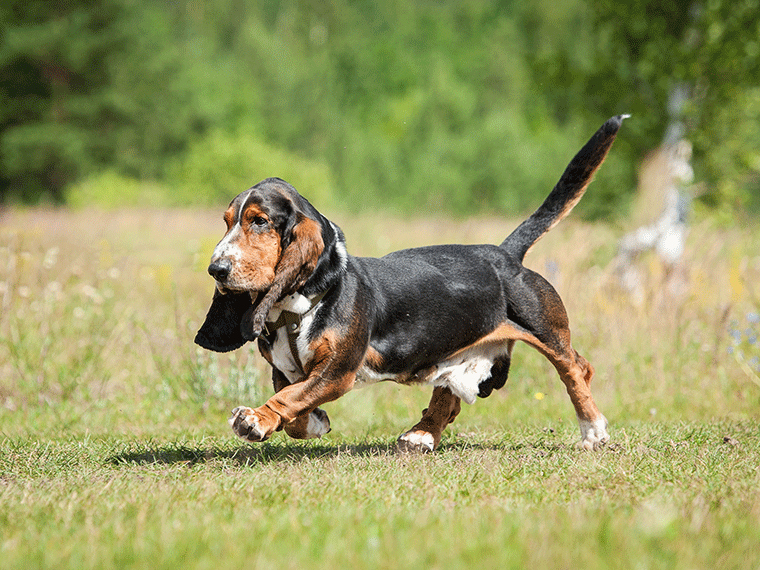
[208,258,232,281]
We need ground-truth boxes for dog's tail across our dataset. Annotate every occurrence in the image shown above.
[501,115,628,261]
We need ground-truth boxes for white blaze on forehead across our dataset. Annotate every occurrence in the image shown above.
[211,189,256,260]
[237,189,255,220]
[212,223,242,260]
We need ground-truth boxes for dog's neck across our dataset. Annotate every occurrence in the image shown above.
[267,287,330,324]
[272,292,315,315]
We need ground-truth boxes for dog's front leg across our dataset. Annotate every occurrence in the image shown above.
[270,367,331,440]
[229,369,355,443]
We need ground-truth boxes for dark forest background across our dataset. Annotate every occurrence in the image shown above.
[2,0,758,218]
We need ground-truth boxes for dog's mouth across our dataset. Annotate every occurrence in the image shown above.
[215,282,260,301]
[213,282,261,308]
[216,285,266,322]
[195,286,262,352]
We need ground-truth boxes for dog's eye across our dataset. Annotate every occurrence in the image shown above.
[252,216,268,227]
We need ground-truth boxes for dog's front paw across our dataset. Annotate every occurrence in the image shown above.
[576,416,610,451]
[240,305,267,341]
[251,311,268,339]
[229,406,274,442]
[396,430,436,454]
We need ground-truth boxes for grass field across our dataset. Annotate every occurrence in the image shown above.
[1,207,759,569]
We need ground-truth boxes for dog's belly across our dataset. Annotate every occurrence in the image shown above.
[357,351,498,405]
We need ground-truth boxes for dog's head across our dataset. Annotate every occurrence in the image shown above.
[195,178,346,352]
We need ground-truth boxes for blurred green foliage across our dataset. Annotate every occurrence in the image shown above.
[1,0,758,217]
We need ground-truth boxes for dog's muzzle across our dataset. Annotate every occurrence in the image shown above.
[208,258,232,282]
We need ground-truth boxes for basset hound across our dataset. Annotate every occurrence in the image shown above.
[195,115,627,452]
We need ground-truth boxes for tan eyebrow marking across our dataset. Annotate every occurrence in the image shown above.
[241,203,269,226]
[223,207,235,229]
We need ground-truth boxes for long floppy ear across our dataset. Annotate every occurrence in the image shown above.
[242,215,325,340]
[195,289,252,352]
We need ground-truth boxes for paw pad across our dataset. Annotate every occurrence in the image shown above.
[229,406,269,442]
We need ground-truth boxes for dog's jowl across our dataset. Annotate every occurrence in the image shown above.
[196,115,628,452]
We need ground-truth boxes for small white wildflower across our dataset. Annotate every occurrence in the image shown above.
[42,247,59,270]
[73,307,86,319]
[81,284,103,304]
[45,281,63,300]
[17,286,31,299]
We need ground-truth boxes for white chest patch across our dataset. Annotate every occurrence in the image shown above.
[267,293,318,384]
[276,292,315,314]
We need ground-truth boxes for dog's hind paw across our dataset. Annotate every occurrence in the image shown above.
[576,416,610,451]
[396,430,436,454]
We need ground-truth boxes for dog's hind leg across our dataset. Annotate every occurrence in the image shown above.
[397,386,462,453]
[546,346,609,450]
[517,327,608,449]
[508,268,609,450]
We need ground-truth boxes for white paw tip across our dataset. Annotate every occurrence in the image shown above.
[397,431,436,453]
[577,417,610,451]
[304,412,331,439]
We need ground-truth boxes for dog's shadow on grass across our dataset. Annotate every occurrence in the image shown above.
[106,440,408,468]
[105,438,572,468]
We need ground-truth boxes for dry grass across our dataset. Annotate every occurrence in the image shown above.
[1,206,759,569]
[1,206,759,433]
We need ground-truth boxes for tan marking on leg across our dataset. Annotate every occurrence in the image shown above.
[444,322,538,359]
[531,342,609,450]
[397,386,461,453]
[454,321,609,450]
[234,333,357,442]
[270,367,332,440]
[236,325,364,442]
